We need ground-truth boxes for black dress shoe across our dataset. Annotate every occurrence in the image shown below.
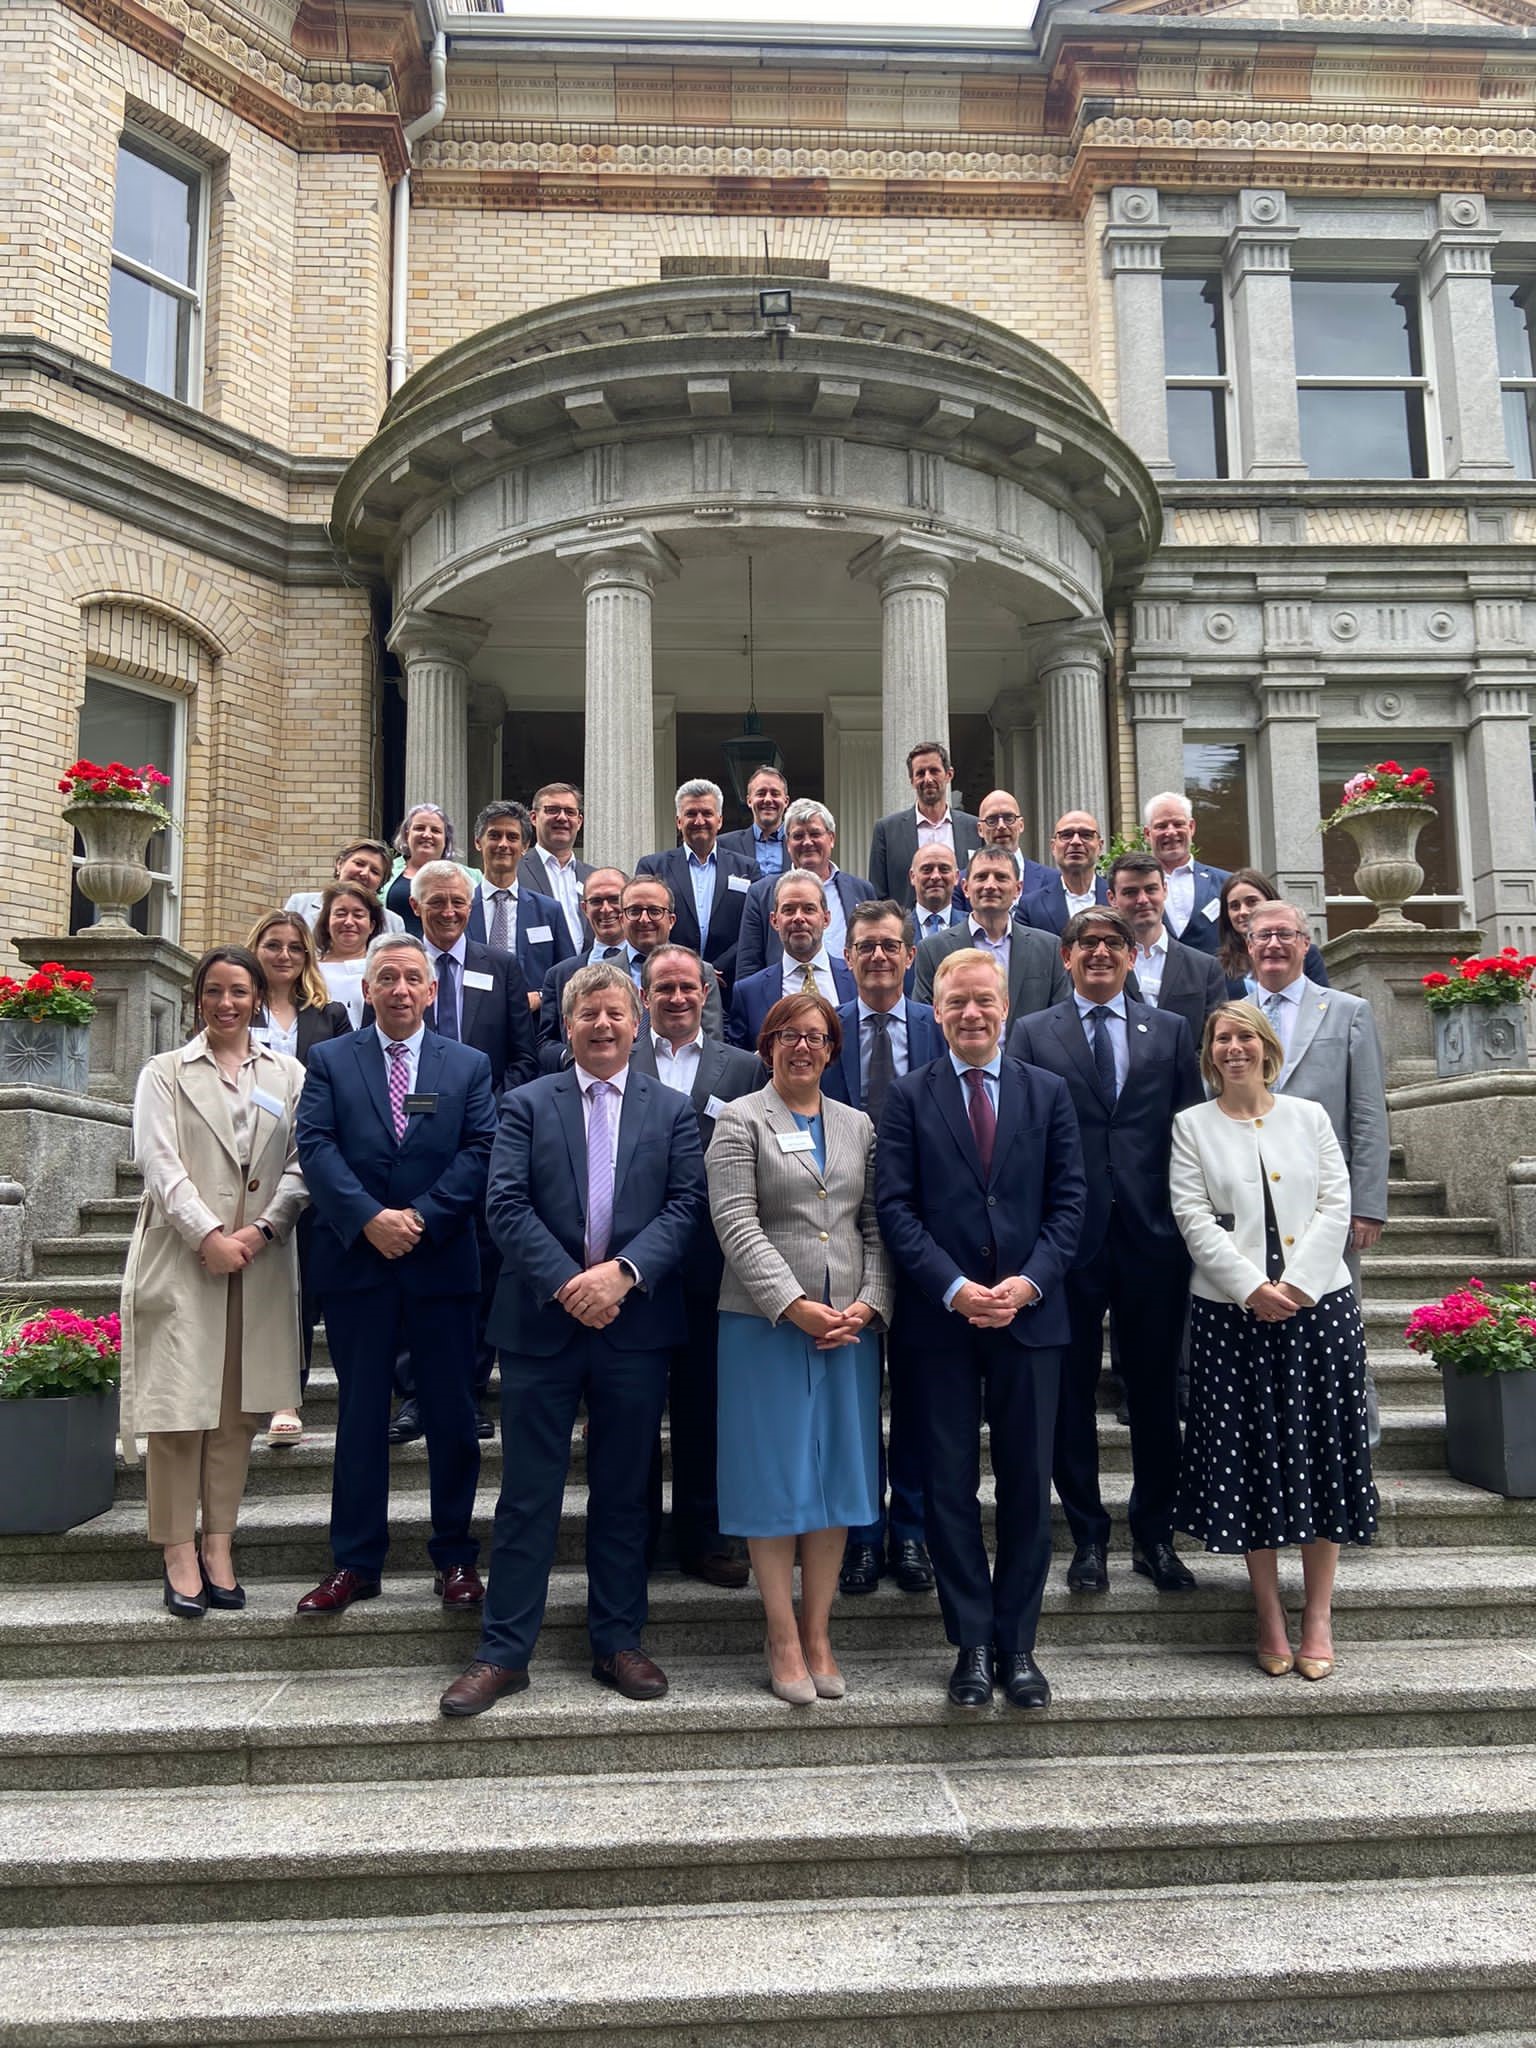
[947,1645,994,1707]
[839,1543,882,1597]
[997,1647,1051,1709]
[1066,1540,1109,1594]
[199,1562,246,1611]
[1132,1541,1197,1592]
[162,1567,207,1620]
[889,1539,935,1594]
[474,1407,495,1441]
[387,1399,422,1445]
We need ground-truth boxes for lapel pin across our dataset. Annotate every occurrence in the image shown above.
[1136,1022,1148,1033]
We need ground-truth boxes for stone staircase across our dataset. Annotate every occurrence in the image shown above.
[2,1152,1535,2044]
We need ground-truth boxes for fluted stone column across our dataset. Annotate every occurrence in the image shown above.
[466,686,505,836]
[387,611,487,837]
[988,689,1041,848]
[852,534,971,814]
[653,693,678,856]
[1035,628,1110,837]
[825,695,882,885]
[558,531,678,874]
[1424,194,1514,480]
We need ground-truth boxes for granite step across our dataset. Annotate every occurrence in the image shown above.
[3,1872,1536,2046]
[77,1198,145,1233]
[5,1641,1536,1793]
[30,1234,132,1277]
[4,1470,1525,1586]
[1357,1256,1532,1301]
[4,1744,1535,1928]
[1,1547,1528,1682]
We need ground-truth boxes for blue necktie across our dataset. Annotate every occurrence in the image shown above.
[434,953,459,1041]
[1088,1004,1117,1104]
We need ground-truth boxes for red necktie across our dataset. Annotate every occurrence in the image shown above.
[964,1067,995,1177]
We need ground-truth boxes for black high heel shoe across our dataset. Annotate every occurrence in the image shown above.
[163,1567,207,1620]
[199,1559,246,1611]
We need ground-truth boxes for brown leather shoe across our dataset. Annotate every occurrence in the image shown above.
[592,1647,669,1700]
[439,1659,530,1717]
[433,1565,485,1609]
[295,1568,382,1615]
[678,1548,750,1591]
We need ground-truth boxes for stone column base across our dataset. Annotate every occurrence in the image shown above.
[1320,924,1484,1088]
[14,934,195,1104]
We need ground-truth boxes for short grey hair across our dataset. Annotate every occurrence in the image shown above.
[1142,789,1195,825]
[773,868,829,910]
[674,778,724,813]
[410,859,472,901]
[1252,899,1313,939]
[784,797,835,836]
[562,959,642,1023]
[365,932,430,969]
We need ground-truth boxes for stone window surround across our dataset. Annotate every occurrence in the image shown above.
[110,126,211,414]
[74,668,188,943]
[1106,185,1518,485]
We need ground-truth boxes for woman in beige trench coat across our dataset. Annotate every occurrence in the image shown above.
[121,946,308,1617]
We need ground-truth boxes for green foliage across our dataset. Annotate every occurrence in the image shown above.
[0,1305,122,1400]
[1405,1281,1536,1377]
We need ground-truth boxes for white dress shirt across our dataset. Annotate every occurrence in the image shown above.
[780,949,839,1004]
[321,957,368,1028]
[1072,987,1130,1092]
[535,847,585,936]
[374,1021,425,1093]
[475,878,518,954]
[916,806,956,852]
[1133,928,1169,1007]
[1064,880,1099,917]
[652,1030,702,1094]
[1163,858,1195,936]
[425,934,468,1035]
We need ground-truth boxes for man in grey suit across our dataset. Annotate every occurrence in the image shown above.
[1247,901,1389,1268]
[914,848,1070,1028]
[1108,853,1227,1044]
[867,739,983,907]
[635,943,764,1588]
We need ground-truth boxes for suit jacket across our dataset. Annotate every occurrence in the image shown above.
[1007,999,1203,1263]
[1271,977,1390,1221]
[1127,936,1228,1046]
[1171,1094,1352,1306]
[635,844,761,984]
[707,1085,894,1328]
[875,1053,1087,1350]
[466,883,576,990]
[867,807,984,907]
[1162,862,1231,956]
[424,939,537,1096]
[734,867,876,979]
[822,996,942,1111]
[1016,873,1111,937]
[727,958,857,1051]
[296,1029,497,1297]
[538,950,725,1047]
[631,1033,767,1292]
[912,922,1070,1029]
[718,825,786,870]
[253,1000,352,1068]
[517,848,593,902]
[484,1065,707,1355]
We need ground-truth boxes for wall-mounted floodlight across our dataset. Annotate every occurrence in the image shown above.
[758,287,796,335]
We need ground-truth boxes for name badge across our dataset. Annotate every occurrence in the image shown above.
[704,1094,728,1121]
[527,924,554,944]
[727,874,751,894]
[403,1093,439,1116]
[250,1086,284,1118]
[1201,898,1220,923]
[776,1129,816,1154]
[462,969,495,991]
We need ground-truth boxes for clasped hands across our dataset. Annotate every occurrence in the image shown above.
[785,1297,876,1351]
[951,1277,1039,1329]
[199,1225,269,1275]
[557,1260,635,1329]
[1245,1279,1315,1323]
[362,1208,423,1261]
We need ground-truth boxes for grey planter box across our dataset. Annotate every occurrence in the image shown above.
[0,1388,119,1533]
[1432,1002,1529,1081]
[1442,1364,1536,1498]
[0,1020,90,1094]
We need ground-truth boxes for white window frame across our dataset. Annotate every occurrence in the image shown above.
[1495,279,1536,479]
[1291,272,1436,481]
[1162,274,1234,480]
[74,672,187,943]
[110,128,209,408]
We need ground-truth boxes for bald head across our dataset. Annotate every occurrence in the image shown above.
[1051,810,1103,887]
[977,791,1025,854]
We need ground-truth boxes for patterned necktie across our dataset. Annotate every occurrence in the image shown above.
[964,1067,996,1178]
[925,912,944,939]
[865,1011,895,1125]
[1088,1004,1119,1104]
[585,1081,616,1266]
[800,959,818,996]
[387,1040,410,1140]
[1262,989,1284,1025]
[489,890,512,953]
[601,945,622,959]
[434,952,459,1042]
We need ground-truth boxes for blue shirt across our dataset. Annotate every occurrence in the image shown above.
[752,826,786,876]
[858,997,909,1087]
[687,848,717,938]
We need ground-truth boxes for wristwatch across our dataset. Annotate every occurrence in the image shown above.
[406,1208,426,1232]
[255,1221,275,1244]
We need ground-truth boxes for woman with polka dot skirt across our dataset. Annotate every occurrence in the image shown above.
[1169,1000,1377,1682]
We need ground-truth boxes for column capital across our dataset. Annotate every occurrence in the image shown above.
[387,608,486,670]
[1102,186,1169,276]
[825,692,883,734]
[556,528,680,593]
[1224,189,1298,283]
[849,531,974,597]
[1423,193,1500,294]
[1129,669,1192,724]
[1029,620,1111,675]
[987,688,1035,733]
[1253,670,1325,723]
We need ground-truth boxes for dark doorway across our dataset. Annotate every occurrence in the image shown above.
[675,712,825,832]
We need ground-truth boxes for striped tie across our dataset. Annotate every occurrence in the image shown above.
[387,1041,409,1141]
[585,1081,616,1266]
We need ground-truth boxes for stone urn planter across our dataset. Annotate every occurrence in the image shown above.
[0,1387,119,1533]
[1334,801,1437,928]
[1441,1366,1536,1498]
[1433,1002,1530,1081]
[64,799,160,931]
[0,1019,90,1093]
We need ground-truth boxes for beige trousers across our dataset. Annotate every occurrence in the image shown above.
[145,1273,265,1545]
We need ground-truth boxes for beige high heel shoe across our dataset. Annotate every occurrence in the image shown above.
[1295,1653,1334,1682]
[765,1639,816,1706]
[1255,1648,1295,1678]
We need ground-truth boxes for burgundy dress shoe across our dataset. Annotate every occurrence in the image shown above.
[678,1548,750,1591]
[295,1568,382,1615]
[592,1647,669,1700]
[434,1565,485,1609]
[439,1659,529,1717]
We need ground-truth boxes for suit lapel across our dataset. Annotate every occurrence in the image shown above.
[1159,943,1187,1007]
[459,948,487,1043]
[690,1040,722,1116]
[354,1029,397,1144]
[554,1071,590,1209]
[613,1070,647,1201]
[178,1052,244,1170]
[1050,999,1103,1100]
[931,1060,987,1193]
[990,1060,1022,1183]
[398,1034,445,1148]
[762,1085,826,1188]
[1006,942,1030,1015]
[1278,980,1327,1085]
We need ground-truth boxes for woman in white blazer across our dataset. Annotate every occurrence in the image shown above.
[1170,1000,1377,1682]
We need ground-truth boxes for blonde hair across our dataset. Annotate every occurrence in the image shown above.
[244,911,331,1010]
[1200,999,1284,1093]
[931,946,1008,1003]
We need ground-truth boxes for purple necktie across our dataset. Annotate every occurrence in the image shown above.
[585,1080,615,1265]
[387,1041,409,1141]
[964,1066,996,1178]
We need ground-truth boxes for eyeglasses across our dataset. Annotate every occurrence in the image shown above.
[1074,934,1129,953]
[261,942,306,956]
[1249,927,1304,946]
[1054,828,1098,843]
[775,1029,829,1049]
[850,938,906,957]
[983,811,1020,826]
[624,905,669,921]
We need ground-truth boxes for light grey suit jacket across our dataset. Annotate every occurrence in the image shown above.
[1271,976,1390,1222]
[706,1085,894,1329]
[911,921,1071,1029]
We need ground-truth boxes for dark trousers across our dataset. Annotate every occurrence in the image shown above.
[917,1329,1061,1655]
[393,1219,499,1405]
[647,1284,724,1561]
[479,1333,669,1671]
[1055,1214,1188,1551]
[323,1287,480,1577]
[847,1333,925,1550]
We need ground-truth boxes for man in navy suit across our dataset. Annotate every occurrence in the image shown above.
[1008,906,1204,1597]
[538,866,630,1039]
[734,798,874,979]
[908,844,967,947]
[727,870,855,1049]
[1144,790,1230,958]
[439,961,707,1716]
[1017,812,1111,935]
[636,777,760,988]
[466,800,577,1008]
[976,789,1055,898]
[717,762,789,877]
[867,739,984,907]
[876,949,1086,1710]
[1108,852,1228,1043]
[294,935,497,1615]
[822,899,940,1600]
